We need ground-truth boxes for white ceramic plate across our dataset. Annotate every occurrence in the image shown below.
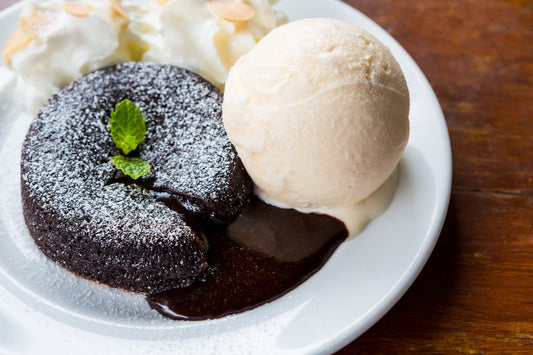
[0,0,451,354]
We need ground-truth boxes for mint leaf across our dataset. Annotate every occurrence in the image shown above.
[108,100,151,180]
[112,155,151,180]
[109,99,146,155]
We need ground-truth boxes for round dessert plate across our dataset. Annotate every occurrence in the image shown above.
[0,0,451,354]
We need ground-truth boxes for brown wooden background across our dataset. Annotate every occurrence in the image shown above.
[1,0,531,353]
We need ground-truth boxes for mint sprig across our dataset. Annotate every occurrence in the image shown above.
[109,100,151,179]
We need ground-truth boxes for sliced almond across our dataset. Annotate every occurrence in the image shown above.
[2,30,32,66]
[209,0,255,22]
[18,12,52,39]
[64,3,95,17]
[110,0,128,19]
[154,0,171,5]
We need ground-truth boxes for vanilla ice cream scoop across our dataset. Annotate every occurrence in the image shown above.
[223,18,409,234]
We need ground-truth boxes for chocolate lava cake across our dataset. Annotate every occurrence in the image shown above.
[20,62,253,293]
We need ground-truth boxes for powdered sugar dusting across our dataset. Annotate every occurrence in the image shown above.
[20,62,252,293]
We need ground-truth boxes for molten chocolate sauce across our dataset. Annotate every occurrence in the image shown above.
[147,197,347,320]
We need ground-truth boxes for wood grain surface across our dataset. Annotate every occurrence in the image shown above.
[0,0,531,353]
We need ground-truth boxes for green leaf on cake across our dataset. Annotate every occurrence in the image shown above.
[112,155,151,180]
[109,99,151,180]
[109,99,146,155]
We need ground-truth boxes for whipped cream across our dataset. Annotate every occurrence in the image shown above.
[2,0,285,113]
[143,0,285,87]
[6,0,132,113]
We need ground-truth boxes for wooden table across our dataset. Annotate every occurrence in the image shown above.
[1,0,531,353]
